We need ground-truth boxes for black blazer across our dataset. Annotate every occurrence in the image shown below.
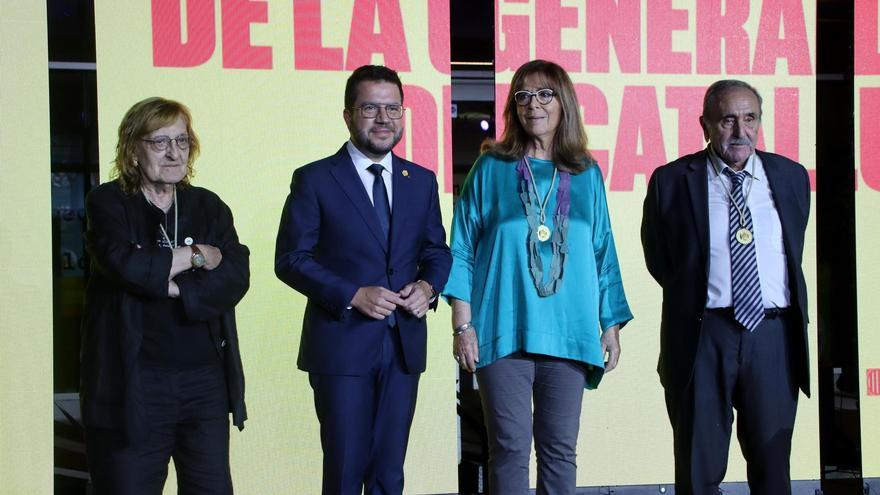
[275,145,452,375]
[641,149,811,396]
[80,181,250,443]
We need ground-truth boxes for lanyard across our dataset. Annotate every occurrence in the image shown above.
[154,188,178,249]
[707,146,756,229]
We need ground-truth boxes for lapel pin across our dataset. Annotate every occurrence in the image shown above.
[402,169,409,177]
[184,237,194,246]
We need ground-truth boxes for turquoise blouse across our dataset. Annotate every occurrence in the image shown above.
[443,153,633,389]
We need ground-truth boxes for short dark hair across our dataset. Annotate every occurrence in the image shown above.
[702,79,763,118]
[344,65,404,109]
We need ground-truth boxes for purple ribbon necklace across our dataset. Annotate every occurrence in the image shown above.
[517,156,571,296]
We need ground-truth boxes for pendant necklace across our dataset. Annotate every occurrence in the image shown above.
[523,156,557,242]
[516,157,571,297]
[150,187,178,249]
[708,147,755,245]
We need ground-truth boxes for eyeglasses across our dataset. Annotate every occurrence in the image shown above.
[513,89,555,106]
[142,135,191,152]
[350,104,405,120]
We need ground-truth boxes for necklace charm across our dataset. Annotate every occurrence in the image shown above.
[536,224,551,242]
[736,228,753,245]
[517,157,572,296]
[150,187,178,249]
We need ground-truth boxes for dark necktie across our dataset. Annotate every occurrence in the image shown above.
[725,168,764,331]
[368,163,395,327]
[368,163,391,243]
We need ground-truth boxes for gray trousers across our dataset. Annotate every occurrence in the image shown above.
[475,353,587,495]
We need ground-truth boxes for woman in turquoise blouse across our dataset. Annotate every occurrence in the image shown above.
[443,60,633,494]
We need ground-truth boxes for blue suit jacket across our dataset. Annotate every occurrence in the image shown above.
[275,145,451,375]
[641,149,811,396]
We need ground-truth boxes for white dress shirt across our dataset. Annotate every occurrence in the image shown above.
[706,152,790,309]
[346,140,393,210]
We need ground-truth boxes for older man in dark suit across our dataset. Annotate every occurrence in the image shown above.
[274,65,451,495]
[641,79,811,495]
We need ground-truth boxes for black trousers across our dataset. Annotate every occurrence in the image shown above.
[666,309,799,495]
[86,363,232,495]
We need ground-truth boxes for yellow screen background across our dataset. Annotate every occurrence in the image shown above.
[0,1,839,493]
[86,1,820,492]
[0,1,53,493]
[855,0,880,478]
[856,73,880,477]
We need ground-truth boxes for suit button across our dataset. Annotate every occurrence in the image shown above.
[220,339,227,348]
[387,268,394,275]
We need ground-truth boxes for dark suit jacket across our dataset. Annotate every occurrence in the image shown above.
[275,145,452,375]
[81,181,250,443]
[641,149,811,396]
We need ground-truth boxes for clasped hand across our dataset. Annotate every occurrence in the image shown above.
[351,281,432,320]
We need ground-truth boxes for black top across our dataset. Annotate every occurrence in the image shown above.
[80,180,250,441]
[140,198,217,368]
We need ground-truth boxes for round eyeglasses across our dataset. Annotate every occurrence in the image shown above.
[513,89,555,106]
[350,104,405,120]
[141,135,191,152]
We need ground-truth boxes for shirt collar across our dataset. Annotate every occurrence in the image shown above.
[706,145,764,181]
[346,140,394,174]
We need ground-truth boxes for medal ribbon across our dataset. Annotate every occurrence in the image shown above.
[724,167,764,331]
[517,157,571,296]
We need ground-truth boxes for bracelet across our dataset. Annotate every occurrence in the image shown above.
[453,322,473,336]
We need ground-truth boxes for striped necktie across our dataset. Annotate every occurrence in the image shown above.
[724,168,764,331]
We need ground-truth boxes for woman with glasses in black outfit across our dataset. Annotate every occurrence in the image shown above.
[80,97,249,494]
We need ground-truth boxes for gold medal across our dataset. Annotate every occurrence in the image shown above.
[736,228,753,245]
[536,224,551,242]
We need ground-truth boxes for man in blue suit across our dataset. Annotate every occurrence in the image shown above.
[641,80,810,495]
[275,65,451,495]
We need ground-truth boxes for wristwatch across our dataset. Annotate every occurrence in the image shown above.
[191,245,206,269]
